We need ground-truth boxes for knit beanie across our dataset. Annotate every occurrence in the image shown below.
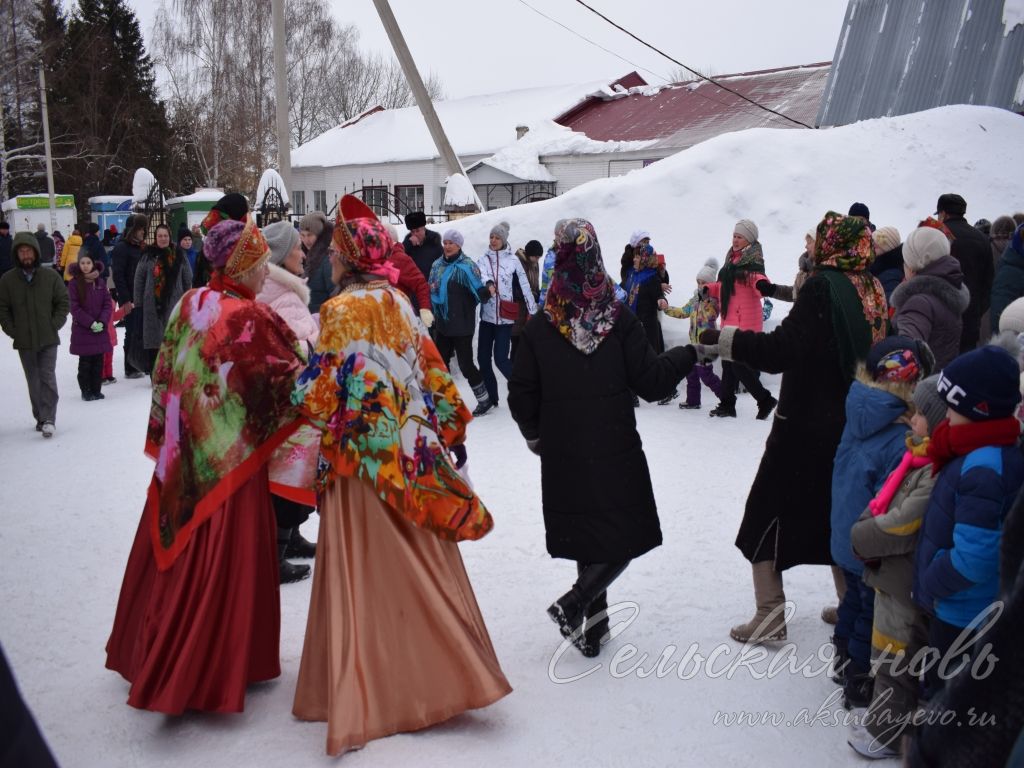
[974,218,991,236]
[903,226,950,272]
[524,239,544,258]
[872,226,901,255]
[938,346,1022,421]
[629,229,651,248]
[404,211,427,230]
[490,221,510,246]
[734,219,759,244]
[88,222,100,235]
[441,229,464,248]
[177,226,192,244]
[999,297,1024,335]
[262,220,300,266]
[866,335,934,383]
[848,202,871,220]
[299,211,327,237]
[696,257,719,284]
[912,375,947,433]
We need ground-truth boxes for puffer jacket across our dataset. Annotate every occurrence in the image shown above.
[67,261,114,356]
[891,255,970,370]
[830,375,912,575]
[0,233,69,350]
[477,246,537,325]
[664,288,719,344]
[257,263,318,346]
[706,244,767,332]
[59,234,84,281]
[990,225,1024,332]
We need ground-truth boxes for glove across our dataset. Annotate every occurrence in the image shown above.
[419,308,435,327]
[526,438,541,456]
[691,343,719,363]
[90,321,104,333]
[450,443,468,469]
[755,279,775,297]
[762,298,774,321]
[698,329,721,345]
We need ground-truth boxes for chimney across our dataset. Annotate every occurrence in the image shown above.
[516,125,529,140]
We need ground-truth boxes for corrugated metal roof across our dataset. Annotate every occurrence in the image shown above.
[554,64,830,150]
[818,0,1024,127]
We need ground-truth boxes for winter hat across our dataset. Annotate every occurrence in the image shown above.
[935,193,967,218]
[999,296,1024,335]
[733,219,759,244]
[992,215,1016,240]
[912,375,947,433]
[204,218,270,278]
[12,232,40,264]
[695,257,719,284]
[524,239,544,258]
[938,346,1022,421]
[441,229,464,248]
[0,220,8,231]
[404,210,427,230]
[262,220,300,266]
[177,226,192,244]
[36,222,45,232]
[974,218,992,236]
[872,226,901,255]
[299,211,327,237]
[489,221,510,246]
[903,226,950,272]
[866,335,934,383]
[201,192,250,233]
[628,229,651,248]
[848,202,871,220]
[1014,222,1024,257]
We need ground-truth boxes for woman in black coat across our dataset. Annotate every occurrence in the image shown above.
[701,212,888,643]
[509,218,696,658]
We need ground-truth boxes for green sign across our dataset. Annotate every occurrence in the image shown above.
[16,195,75,209]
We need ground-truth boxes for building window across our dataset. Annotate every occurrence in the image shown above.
[395,185,424,215]
[313,190,327,212]
[363,186,389,217]
[641,158,660,167]
[291,191,306,215]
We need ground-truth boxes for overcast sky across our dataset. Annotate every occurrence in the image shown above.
[129,0,850,99]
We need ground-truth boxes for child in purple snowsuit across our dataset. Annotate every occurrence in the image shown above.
[663,258,722,409]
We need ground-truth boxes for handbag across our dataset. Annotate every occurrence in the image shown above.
[489,250,520,321]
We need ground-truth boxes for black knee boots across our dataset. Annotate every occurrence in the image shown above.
[548,561,629,656]
[278,527,311,584]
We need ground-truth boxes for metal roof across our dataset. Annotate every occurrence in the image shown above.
[817,0,1024,127]
[554,64,831,150]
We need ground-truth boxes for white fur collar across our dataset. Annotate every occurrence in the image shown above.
[266,262,310,304]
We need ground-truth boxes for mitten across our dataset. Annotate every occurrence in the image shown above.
[90,321,104,333]
[419,308,435,327]
[698,329,720,345]
[526,438,541,456]
[762,298,774,321]
[755,279,775,297]
[450,443,468,469]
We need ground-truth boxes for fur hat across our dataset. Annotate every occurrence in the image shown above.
[935,193,967,217]
[866,335,934,383]
[441,229,464,248]
[629,230,651,248]
[872,226,901,255]
[938,346,1021,421]
[204,218,270,278]
[489,221,510,246]
[912,375,947,433]
[299,211,327,237]
[524,239,544,258]
[903,226,950,272]
[999,296,1024,335]
[848,202,870,220]
[734,219,759,244]
[696,257,719,284]
[404,211,427,230]
[262,220,300,266]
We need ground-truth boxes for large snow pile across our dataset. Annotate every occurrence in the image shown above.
[2,104,1022,768]
[130,168,159,204]
[443,173,477,207]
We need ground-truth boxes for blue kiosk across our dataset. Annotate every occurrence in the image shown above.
[88,196,133,234]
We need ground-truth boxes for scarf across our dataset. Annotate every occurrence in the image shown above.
[718,241,765,317]
[151,246,181,315]
[429,252,486,321]
[543,218,621,355]
[928,416,1021,475]
[869,436,932,516]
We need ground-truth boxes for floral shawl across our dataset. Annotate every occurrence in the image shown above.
[145,275,308,570]
[294,281,493,542]
[543,218,622,355]
[150,245,181,315]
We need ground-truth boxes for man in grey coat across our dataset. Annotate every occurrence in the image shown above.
[0,232,70,437]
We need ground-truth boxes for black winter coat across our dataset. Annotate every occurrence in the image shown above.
[434,257,490,338]
[0,233,12,274]
[946,216,993,330]
[403,229,444,280]
[508,310,695,562]
[111,238,143,305]
[868,244,904,300]
[726,274,860,570]
[991,243,1024,333]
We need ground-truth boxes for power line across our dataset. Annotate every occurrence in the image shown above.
[571,0,814,129]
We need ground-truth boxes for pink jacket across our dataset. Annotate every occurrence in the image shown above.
[706,249,767,332]
[257,263,319,346]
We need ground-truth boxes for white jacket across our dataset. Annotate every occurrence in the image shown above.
[257,263,319,345]
[476,247,537,325]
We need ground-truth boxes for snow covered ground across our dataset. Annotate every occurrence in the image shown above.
[3,104,1023,766]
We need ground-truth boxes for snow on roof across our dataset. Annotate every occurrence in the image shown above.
[165,188,226,205]
[255,169,290,207]
[290,79,612,169]
[87,195,132,204]
[443,174,477,207]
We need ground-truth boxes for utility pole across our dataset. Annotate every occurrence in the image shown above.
[271,0,291,193]
[370,0,482,213]
[38,65,57,232]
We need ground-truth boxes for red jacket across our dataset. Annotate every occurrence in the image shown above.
[390,242,431,311]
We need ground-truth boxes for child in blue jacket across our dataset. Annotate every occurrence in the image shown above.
[914,345,1024,696]
[830,336,934,709]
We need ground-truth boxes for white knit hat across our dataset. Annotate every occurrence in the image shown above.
[903,226,950,272]
[629,229,651,248]
[695,257,719,284]
[1000,296,1024,335]
[872,226,901,255]
[734,219,759,243]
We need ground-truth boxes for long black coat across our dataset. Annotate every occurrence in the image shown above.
[508,309,694,562]
[726,274,860,571]
[403,229,444,279]
[945,215,993,347]
[111,238,143,305]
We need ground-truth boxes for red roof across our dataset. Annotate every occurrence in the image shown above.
[555,63,831,148]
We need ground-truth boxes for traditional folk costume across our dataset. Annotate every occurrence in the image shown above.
[106,218,311,714]
[291,202,510,756]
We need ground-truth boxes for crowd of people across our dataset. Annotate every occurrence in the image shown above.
[2,192,1024,765]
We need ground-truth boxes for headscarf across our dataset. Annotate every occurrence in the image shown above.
[544,218,621,355]
[333,213,400,285]
[203,218,271,279]
[623,245,660,311]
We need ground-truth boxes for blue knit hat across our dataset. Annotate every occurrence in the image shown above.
[938,346,1021,421]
